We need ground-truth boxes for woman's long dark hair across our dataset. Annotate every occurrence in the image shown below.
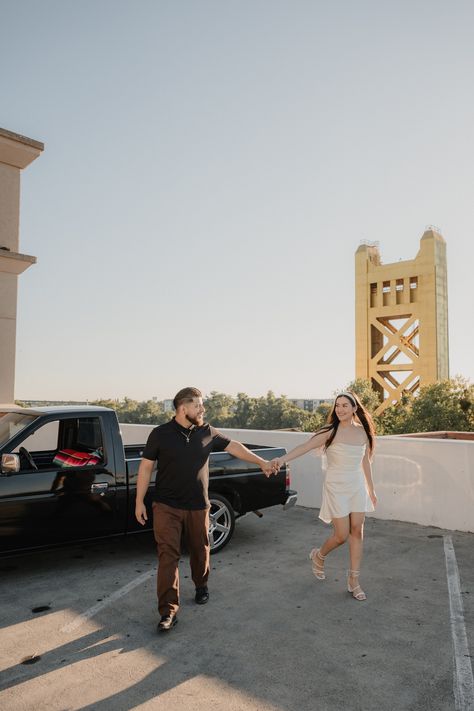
[313,391,376,456]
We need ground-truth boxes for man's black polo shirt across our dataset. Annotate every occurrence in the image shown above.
[142,418,231,510]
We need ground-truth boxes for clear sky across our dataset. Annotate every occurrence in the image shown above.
[1,0,473,401]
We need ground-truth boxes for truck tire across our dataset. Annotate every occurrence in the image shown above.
[208,492,235,554]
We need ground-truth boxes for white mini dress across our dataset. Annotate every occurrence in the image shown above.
[319,441,374,523]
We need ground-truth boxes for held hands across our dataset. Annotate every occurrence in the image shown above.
[271,457,284,473]
[135,501,148,526]
[260,459,282,478]
[260,458,284,477]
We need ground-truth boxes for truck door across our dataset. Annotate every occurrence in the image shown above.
[0,415,118,553]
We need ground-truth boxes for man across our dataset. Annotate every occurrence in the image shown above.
[135,386,275,632]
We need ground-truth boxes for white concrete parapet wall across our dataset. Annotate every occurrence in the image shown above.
[120,424,474,533]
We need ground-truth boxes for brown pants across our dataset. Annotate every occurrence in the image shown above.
[152,501,210,617]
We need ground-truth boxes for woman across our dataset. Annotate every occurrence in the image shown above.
[272,392,377,601]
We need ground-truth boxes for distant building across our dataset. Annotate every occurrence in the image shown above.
[0,127,44,405]
[163,399,174,412]
[289,398,331,412]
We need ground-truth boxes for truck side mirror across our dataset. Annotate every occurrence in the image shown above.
[1,453,20,474]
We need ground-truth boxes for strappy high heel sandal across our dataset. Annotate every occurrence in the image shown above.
[347,570,367,601]
[309,548,326,580]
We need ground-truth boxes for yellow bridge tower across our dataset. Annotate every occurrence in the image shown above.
[355,228,449,415]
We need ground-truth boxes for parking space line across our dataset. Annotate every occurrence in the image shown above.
[60,568,156,634]
[443,535,474,711]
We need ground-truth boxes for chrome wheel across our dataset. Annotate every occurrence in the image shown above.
[208,493,235,553]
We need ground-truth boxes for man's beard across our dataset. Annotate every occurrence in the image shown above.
[186,414,204,427]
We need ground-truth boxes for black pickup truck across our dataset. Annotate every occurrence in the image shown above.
[0,406,296,555]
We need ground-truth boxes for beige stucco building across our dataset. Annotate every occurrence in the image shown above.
[355,229,449,415]
[0,128,43,406]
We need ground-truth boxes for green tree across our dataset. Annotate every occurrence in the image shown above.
[249,392,314,431]
[301,410,325,433]
[402,377,473,433]
[91,397,170,425]
[204,392,235,427]
[375,392,411,434]
[374,377,473,434]
[230,393,257,429]
[85,377,473,434]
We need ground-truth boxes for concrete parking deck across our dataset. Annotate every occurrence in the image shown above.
[0,506,473,711]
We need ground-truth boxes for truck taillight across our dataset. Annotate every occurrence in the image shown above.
[285,463,290,490]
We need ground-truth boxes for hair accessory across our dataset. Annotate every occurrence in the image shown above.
[336,391,357,407]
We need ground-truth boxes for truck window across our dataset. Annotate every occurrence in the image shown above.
[13,417,105,470]
[59,417,104,455]
[13,420,60,453]
[0,413,37,448]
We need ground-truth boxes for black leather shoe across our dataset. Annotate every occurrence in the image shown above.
[195,586,209,605]
[157,614,178,632]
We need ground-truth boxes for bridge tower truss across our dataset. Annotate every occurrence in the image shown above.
[355,229,449,415]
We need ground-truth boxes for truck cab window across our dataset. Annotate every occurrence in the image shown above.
[13,420,60,470]
[14,420,60,455]
[13,417,105,471]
